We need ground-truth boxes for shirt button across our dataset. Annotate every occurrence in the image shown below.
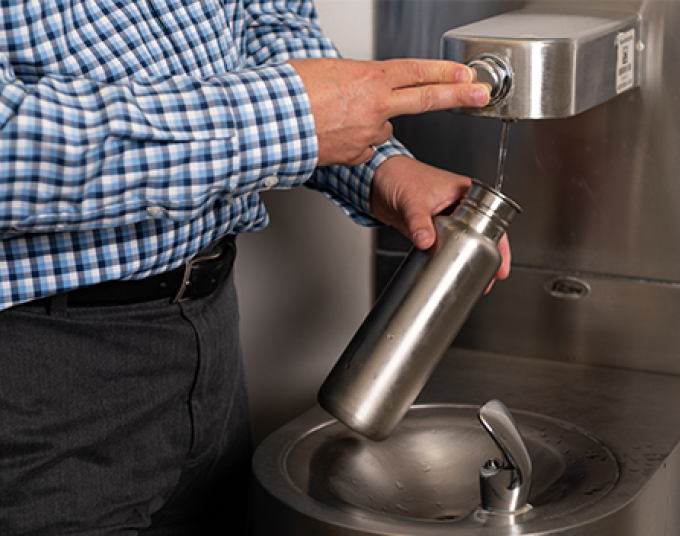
[147,206,163,217]
[264,175,279,188]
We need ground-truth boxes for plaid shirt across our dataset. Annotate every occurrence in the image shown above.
[0,0,409,310]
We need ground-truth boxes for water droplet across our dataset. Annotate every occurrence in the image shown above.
[395,481,404,490]
[396,504,409,514]
[421,463,432,472]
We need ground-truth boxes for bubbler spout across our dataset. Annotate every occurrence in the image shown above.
[478,399,533,513]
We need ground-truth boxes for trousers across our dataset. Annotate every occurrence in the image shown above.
[0,273,252,535]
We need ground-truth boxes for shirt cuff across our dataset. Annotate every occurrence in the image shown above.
[306,137,413,226]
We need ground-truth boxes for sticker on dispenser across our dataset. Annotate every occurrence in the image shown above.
[616,29,635,94]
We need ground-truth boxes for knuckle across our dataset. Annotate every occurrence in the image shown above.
[384,121,394,139]
[376,101,391,120]
[379,122,393,144]
[419,87,437,112]
[410,61,427,86]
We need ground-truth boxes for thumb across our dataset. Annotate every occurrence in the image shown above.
[409,215,437,250]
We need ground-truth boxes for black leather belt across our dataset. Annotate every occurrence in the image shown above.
[34,235,237,307]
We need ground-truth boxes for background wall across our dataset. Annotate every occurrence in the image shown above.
[235,0,377,446]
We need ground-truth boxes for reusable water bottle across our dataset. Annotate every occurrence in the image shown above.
[318,180,521,441]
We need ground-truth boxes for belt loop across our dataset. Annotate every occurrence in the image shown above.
[171,263,194,304]
[48,294,68,318]
[171,247,223,303]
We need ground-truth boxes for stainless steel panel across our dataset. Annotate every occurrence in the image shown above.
[380,0,680,282]
[376,0,680,373]
[455,265,680,375]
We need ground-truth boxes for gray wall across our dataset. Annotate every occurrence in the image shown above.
[235,0,376,446]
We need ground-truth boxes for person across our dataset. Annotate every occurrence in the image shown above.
[0,1,510,534]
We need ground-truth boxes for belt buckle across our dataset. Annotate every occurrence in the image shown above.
[171,250,222,304]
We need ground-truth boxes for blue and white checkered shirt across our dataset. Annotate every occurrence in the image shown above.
[0,0,409,310]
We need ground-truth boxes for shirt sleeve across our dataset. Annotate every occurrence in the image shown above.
[243,0,413,226]
[0,0,413,235]
[0,53,319,235]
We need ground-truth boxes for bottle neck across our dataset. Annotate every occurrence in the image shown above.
[455,180,521,242]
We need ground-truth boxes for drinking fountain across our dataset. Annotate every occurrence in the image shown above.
[252,2,680,534]
[477,400,533,514]
[440,7,643,120]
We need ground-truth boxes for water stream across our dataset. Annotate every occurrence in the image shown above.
[495,120,514,192]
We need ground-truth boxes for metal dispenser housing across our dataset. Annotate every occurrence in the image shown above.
[441,8,643,119]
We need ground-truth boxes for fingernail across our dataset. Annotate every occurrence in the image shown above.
[412,230,431,249]
[455,68,472,84]
[474,86,490,105]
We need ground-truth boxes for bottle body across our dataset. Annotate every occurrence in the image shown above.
[318,180,521,441]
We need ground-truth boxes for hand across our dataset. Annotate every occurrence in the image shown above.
[370,155,512,289]
[287,58,490,167]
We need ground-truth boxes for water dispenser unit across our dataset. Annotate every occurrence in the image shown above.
[441,8,644,119]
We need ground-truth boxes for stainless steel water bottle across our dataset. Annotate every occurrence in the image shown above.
[318,180,521,440]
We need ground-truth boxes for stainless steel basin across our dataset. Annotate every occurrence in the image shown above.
[293,404,616,520]
[252,350,680,535]
[253,403,619,535]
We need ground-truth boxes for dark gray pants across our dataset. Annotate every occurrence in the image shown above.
[0,274,252,535]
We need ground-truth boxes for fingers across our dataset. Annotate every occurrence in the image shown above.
[484,234,512,294]
[383,59,490,117]
[288,57,490,167]
[385,59,473,89]
[391,83,490,117]
[496,233,512,280]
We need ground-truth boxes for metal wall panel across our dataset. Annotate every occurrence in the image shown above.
[375,0,680,374]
